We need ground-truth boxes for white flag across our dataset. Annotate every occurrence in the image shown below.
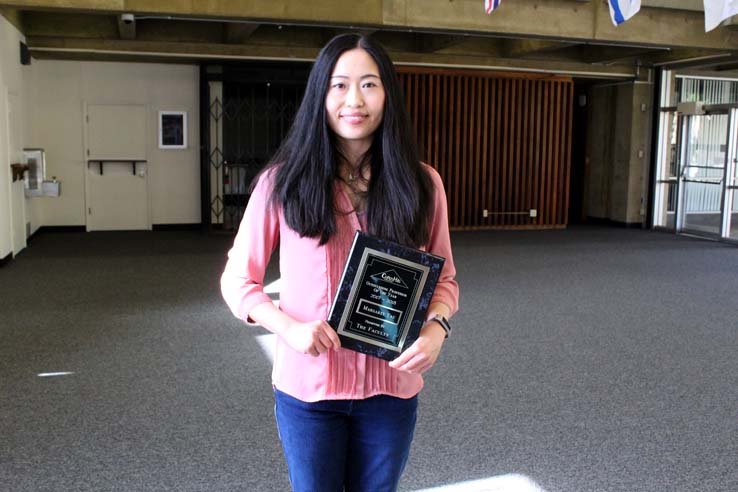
[704,0,738,31]
[485,0,501,15]
[608,0,641,25]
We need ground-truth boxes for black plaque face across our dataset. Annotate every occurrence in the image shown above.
[328,232,445,361]
[337,249,428,352]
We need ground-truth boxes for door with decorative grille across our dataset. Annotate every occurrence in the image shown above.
[204,65,308,231]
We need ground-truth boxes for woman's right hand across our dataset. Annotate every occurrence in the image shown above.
[281,320,342,357]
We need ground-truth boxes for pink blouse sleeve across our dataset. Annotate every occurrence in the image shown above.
[425,165,460,317]
[220,172,280,324]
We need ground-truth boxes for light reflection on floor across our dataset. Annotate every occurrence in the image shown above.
[263,278,281,295]
[411,474,547,492]
[256,278,281,361]
[256,333,277,362]
[37,371,75,377]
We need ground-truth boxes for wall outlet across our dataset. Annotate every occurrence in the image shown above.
[482,209,489,218]
[530,209,537,218]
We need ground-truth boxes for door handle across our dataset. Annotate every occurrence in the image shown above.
[682,178,722,185]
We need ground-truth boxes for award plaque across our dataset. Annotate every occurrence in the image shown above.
[327,232,445,361]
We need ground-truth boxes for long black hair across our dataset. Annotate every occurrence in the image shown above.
[265,33,433,247]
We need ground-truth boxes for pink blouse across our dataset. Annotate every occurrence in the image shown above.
[221,164,459,402]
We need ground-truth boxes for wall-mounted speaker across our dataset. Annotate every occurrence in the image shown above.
[19,41,31,66]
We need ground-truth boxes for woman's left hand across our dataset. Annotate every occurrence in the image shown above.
[388,321,447,374]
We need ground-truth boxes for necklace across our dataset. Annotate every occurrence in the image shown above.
[340,168,368,214]
[343,165,365,185]
[346,164,363,183]
[339,161,369,193]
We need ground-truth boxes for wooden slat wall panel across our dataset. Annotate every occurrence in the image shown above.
[398,68,573,230]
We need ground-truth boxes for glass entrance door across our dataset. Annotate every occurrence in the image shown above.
[677,112,729,237]
[653,74,738,244]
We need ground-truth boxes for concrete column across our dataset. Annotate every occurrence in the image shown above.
[586,74,654,226]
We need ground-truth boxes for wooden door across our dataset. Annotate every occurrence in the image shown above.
[85,104,150,231]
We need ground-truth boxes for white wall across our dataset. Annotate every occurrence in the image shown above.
[1,14,200,263]
[0,14,29,258]
[0,81,11,259]
[24,60,83,227]
[25,59,200,228]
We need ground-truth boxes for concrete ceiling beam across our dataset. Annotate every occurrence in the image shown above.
[642,0,702,11]
[3,0,738,51]
[646,48,734,68]
[23,10,117,36]
[224,22,259,44]
[26,35,639,79]
[0,6,24,30]
[389,0,738,52]
[578,46,663,64]
[658,53,738,70]
[502,39,581,59]
[0,0,384,23]
[414,33,468,54]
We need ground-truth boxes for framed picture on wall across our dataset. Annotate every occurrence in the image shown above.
[158,111,187,149]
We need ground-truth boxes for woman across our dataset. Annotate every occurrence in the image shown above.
[221,33,459,492]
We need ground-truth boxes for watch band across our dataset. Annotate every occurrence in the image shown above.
[427,314,451,338]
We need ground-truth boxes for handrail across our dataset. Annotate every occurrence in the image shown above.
[682,178,722,185]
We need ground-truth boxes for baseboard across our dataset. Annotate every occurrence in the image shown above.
[36,225,86,234]
[27,224,201,237]
[26,225,85,243]
[152,223,202,231]
[585,217,645,229]
[0,252,12,268]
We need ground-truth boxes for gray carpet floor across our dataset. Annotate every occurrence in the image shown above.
[1,226,737,492]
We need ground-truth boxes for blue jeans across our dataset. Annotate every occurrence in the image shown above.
[274,389,418,492]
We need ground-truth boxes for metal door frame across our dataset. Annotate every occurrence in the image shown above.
[674,106,736,241]
[723,108,738,239]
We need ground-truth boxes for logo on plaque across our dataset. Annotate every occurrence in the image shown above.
[370,269,409,288]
